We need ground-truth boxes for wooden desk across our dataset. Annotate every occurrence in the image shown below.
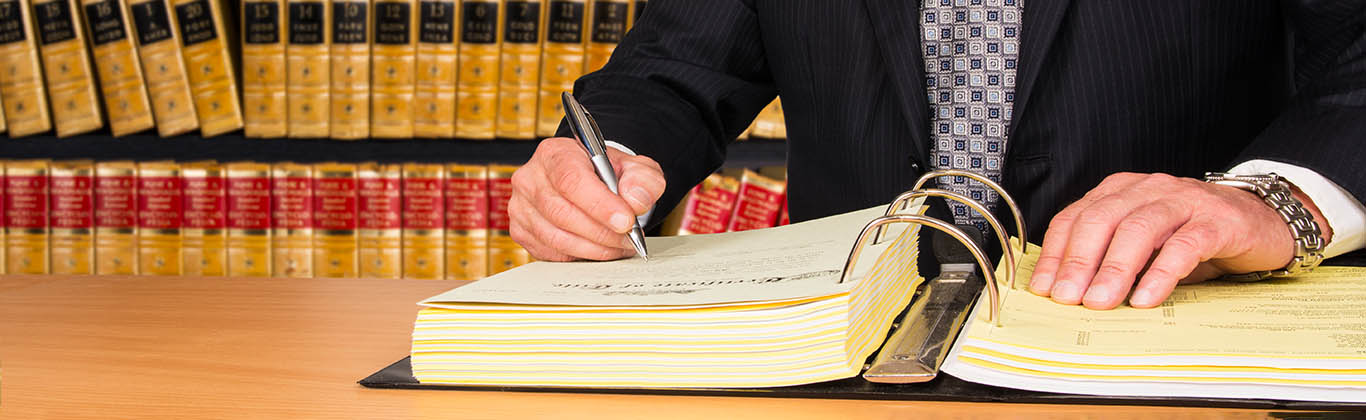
[0,275,1288,419]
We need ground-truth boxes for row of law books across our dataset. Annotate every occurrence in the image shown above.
[0,159,532,279]
[658,167,790,236]
[0,0,790,141]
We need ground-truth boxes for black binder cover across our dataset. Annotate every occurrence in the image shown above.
[362,252,1366,411]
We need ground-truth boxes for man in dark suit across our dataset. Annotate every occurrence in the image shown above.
[507,0,1366,309]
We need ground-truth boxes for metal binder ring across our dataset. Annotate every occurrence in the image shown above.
[878,188,1016,290]
[910,169,1028,252]
[839,214,1001,326]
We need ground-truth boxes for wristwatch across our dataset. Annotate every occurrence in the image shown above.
[1204,172,1325,281]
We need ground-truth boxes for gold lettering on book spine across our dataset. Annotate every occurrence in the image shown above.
[226,162,272,276]
[95,161,138,274]
[48,161,94,275]
[313,162,359,278]
[5,161,50,274]
[137,161,183,276]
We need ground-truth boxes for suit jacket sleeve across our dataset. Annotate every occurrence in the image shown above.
[1236,0,1366,202]
[555,0,777,226]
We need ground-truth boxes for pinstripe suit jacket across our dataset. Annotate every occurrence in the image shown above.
[569,0,1366,240]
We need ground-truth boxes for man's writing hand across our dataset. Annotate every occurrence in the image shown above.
[508,137,666,261]
[1027,172,1330,309]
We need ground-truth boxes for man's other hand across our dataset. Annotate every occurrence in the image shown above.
[1028,172,1331,309]
[508,137,666,261]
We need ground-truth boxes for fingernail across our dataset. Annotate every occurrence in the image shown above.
[1051,282,1081,303]
[610,213,633,233]
[1083,283,1112,306]
[627,186,651,212]
[1130,289,1154,307]
[1029,273,1053,295]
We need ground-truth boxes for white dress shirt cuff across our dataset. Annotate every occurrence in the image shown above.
[603,141,655,227]
[1228,159,1366,258]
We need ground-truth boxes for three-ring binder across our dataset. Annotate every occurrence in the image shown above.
[839,170,1026,383]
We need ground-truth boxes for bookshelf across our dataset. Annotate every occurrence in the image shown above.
[0,134,788,167]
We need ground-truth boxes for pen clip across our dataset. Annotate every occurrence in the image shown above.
[562,92,609,157]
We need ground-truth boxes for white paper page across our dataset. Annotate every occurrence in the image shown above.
[422,204,912,307]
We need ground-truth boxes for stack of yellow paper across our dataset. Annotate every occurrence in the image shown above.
[943,244,1366,403]
[411,206,925,388]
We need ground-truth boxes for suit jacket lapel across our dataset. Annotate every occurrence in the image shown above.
[863,0,931,166]
[1008,0,1071,138]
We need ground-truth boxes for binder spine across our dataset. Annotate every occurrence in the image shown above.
[369,0,415,138]
[495,0,542,139]
[271,162,313,277]
[413,0,457,137]
[329,0,370,139]
[582,0,627,74]
[486,164,528,274]
[4,160,49,274]
[225,162,272,277]
[0,0,52,137]
[444,163,487,280]
[136,161,183,275]
[172,0,243,136]
[357,163,401,279]
[401,163,444,279]
[533,0,583,137]
[312,162,359,278]
[127,0,199,137]
[94,161,138,275]
[453,0,501,139]
[33,0,104,137]
[81,0,157,137]
[242,0,288,137]
[181,161,227,276]
[285,0,329,137]
[48,161,94,275]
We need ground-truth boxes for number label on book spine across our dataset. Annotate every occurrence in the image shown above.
[544,0,579,44]
[0,0,27,43]
[244,1,280,43]
[287,1,323,43]
[331,0,365,43]
[173,0,216,45]
[587,0,624,44]
[34,0,76,45]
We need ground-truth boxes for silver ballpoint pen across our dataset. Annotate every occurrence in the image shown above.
[561,92,650,261]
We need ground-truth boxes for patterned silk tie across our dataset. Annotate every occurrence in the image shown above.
[920,0,1022,232]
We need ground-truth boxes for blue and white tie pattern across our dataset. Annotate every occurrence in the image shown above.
[921,0,1022,232]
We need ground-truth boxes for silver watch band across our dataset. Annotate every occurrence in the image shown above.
[1204,172,1325,281]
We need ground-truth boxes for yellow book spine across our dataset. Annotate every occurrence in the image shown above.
[136,161,182,276]
[357,162,401,279]
[486,163,528,275]
[402,163,444,279]
[453,0,501,139]
[313,162,358,278]
[182,161,227,276]
[329,0,369,139]
[4,161,49,275]
[284,0,329,137]
[32,0,103,137]
[581,0,627,74]
[225,162,272,277]
[413,0,456,138]
[94,161,138,275]
[48,160,94,275]
[369,0,415,138]
[271,162,313,277]
[751,98,785,139]
[127,0,198,137]
[1,160,5,274]
[0,90,8,134]
[0,0,52,137]
[494,0,540,139]
[81,0,156,137]
[241,0,287,137]
[171,0,242,136]
[533,0,582,137]
[444,163,487,280]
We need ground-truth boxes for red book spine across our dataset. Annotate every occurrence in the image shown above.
[50,173,93,229]
[5,175,49,229]
[272,176,313,230]
[778,199,790,226]
[445,177,488,231]
[726,171,787,232]
[95,172,137,229]
[678,175,739,235]
[137,176,184,230]
[402,176,444,230]
[487,176,513,232]
[313,176,358,231]
[184,172,227,229]
[226,176,272,230]
[358,176,401,230]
